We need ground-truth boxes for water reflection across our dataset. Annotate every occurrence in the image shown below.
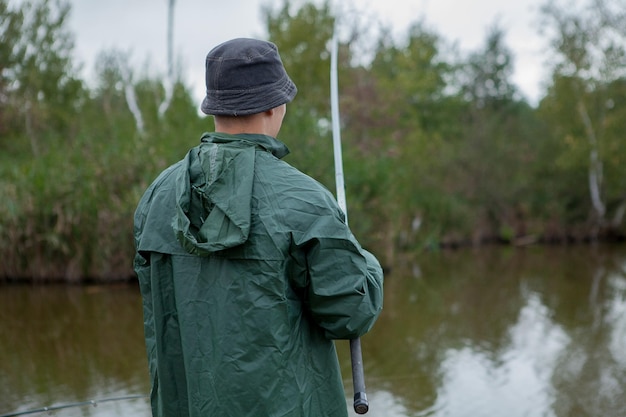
[429,293,567,417]
[338,245,626,417]
[1,246,625,417]
[0,285,151,416]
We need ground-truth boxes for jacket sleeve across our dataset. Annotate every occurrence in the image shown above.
[290,207,384,340]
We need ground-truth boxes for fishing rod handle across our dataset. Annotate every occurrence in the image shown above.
[350,337,369,414]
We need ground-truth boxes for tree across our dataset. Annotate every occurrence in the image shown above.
[461,23,517,107]
[539,0,626,235]
[262,0,336,184]
[369,22,456,138]
[348,22,466,253]
[0,0,83,156]
[0,0,24,137]
[454,23,543,243]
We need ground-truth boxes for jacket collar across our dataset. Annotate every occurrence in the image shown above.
[200,132,290,159]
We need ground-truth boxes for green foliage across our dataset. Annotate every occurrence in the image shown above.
[0,0,84,155]
[537,0,626,231]
[0,1,209,281]
[1,0,625,281]
[262,0,335,186]
[461,23,517,105]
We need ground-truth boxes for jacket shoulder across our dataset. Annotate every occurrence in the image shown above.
[134,161,187,255]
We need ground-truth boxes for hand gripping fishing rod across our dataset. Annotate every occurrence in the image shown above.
[330,30,369,415]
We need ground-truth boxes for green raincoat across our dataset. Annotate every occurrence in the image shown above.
[134,132,384,417]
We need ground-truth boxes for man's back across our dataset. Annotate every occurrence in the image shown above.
[134,133,383,416]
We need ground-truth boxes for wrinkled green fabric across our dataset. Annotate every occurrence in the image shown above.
[134,132,384,417]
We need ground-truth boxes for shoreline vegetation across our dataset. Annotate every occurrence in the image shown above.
[2,238,625,285]
[1,0,625,283]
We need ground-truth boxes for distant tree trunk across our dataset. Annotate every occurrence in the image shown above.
[577,100,605,224]
[117,55,145,136]
[158,0,176,118]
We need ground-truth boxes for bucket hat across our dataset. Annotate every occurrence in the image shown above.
[201,38,297,116]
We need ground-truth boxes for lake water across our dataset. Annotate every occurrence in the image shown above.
[1,245,625,417]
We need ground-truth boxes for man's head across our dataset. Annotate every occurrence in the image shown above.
[201,38,297,117]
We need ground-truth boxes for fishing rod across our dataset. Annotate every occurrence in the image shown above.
[0,394,149,417]
[330,29,369,415]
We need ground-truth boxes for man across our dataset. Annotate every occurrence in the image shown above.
[134,38,384,417]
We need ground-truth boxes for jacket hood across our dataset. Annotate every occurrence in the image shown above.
[173,132,289,256]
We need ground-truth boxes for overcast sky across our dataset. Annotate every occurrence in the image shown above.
[67,0,548,105]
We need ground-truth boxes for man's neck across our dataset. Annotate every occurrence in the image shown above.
[214,112,275,137]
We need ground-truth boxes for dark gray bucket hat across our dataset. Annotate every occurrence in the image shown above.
[201,38,297,116]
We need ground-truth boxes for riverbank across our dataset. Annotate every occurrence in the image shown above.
[2,235,623,284]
